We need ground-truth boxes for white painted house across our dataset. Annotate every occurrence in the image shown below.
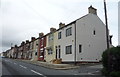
[55,6,112,63]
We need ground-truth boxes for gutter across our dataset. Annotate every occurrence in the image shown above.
[74,21,77,65]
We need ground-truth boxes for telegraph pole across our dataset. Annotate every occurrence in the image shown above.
[104,0,110,73]
[104,0,109,49]
[11,43,13,47]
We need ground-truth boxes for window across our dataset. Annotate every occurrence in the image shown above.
[58,32,61,39]
[35,52,37,56]
[66,45,72,54]
[93,30,96,35]
[66,27,72,37]
[48,34,53,41]
[79,45,82,53]
[41,38,44,46]
[48,48,53,55]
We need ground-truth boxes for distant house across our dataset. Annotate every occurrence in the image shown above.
[13,45,18,59]
[31,37,39,61]
[5,50,10,58]
[28,40,33,59]
[0,52,7,57]
[22,40,30,59]
[4,6,113,64]
[17,46,21,59]
[18,42,25,59]
[45,28,56,62]
[38,33,46,61]
[6,46,16,58]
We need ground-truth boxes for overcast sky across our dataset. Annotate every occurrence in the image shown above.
[0,0,119,52]
[118,1,120,45]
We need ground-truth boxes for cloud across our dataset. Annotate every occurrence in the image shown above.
[0,0,118,52]
[118,1,120,45]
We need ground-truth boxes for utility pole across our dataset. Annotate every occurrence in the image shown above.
[11,43,13,47]
[104,0,109,49]
[104,0,110,73]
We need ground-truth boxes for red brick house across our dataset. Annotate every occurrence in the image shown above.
[38,33,46,61]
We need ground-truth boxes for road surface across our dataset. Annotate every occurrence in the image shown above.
[2,58,105,77]
[0,57,2,76]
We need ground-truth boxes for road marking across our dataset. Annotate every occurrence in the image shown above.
[95,70,99,72]
[9,61,12,63]
[31,70,44,76]
[74,74,78,75]
[19,65,27,69]
[14,63,17,65]
[5,60,9,62]
[5,60,7,61]
[88,72,95,75]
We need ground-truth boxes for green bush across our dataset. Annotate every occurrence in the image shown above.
[102,49,109,70]
[110,71,120,77]
[101,67,109,76]
[102,46,120,76]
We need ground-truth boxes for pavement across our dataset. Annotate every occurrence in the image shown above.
[16,59,80,70]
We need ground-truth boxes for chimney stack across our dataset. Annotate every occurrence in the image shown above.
[14,45,18,48]
[39,32,44,38]
[26,40,29,44]
[11,47,14,49]
[31,37,36,41]
[59,22,65,28]
[50,27,56,32]
[88,5,97,15]
[21,41,25,46]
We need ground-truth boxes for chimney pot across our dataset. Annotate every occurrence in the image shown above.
[59,22,65,28]
[26,40,29,44]
[39,32,44,38]
[50,27,56,32]
[14,45,18,48]
[88,5,97,15]
[31,37,36,41]
[21,41,25,46]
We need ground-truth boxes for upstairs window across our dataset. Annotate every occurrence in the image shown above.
[66,27,72,37]
[58,32,61,39]
[93,30,96,35]
[48,34,53,41]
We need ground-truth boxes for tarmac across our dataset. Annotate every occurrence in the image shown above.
[15,59,80,70]
[14,59,102,70]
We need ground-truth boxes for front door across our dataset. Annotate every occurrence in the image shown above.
[58,45,61,59]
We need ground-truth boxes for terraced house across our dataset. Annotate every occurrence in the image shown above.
[45,6,113,63]
[31,37,39,61]
[24,40,30,59]
[17,41,25,59]
[5,6,113,64]
[45,28,57,62]
[28,37,35,60]
[38,33,46,61]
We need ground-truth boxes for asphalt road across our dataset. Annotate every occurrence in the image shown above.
[2,58,105,77]
[0,57,2,77]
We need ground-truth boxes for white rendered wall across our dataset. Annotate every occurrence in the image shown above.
[56,23,75,62]
[76,14,107,62]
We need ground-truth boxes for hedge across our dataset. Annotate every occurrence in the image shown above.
[102,46,120,77]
